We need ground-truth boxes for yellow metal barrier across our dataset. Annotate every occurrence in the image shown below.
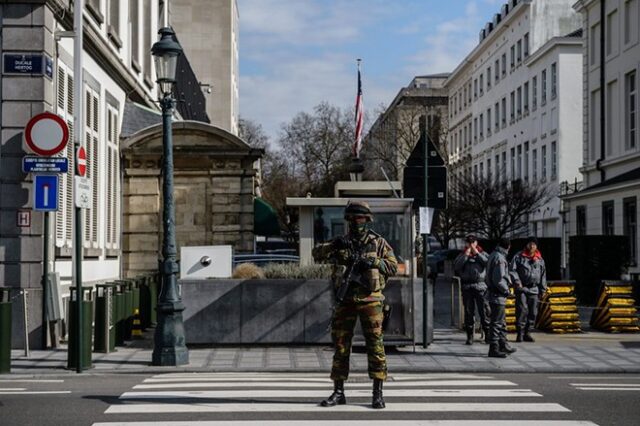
[535,281,581,333]
[590,281,639,333]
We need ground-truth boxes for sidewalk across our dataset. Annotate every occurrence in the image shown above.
[3,276,640,376]
[4,328,640,375]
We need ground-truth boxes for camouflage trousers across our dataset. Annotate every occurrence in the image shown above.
[330,300,387,381]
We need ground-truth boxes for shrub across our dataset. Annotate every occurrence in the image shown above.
[232,263,265,279]
[262,263,332,280]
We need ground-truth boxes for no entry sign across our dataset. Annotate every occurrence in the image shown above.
[77,146,87,177]
[24,112,69,156]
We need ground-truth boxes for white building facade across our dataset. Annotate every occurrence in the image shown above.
[562,0,640,275]
[446,0,583,238]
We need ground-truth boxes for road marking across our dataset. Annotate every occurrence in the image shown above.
[94,421,598,426]
[0,391,71,395]
[121,389,540,399]
[105,402,570,414]
[0,380,64,383]
[570,383,640,387]
[0,388,26,391]
[134,380,517,389]
[573,387,640,391]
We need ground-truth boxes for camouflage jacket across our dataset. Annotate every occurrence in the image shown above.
[312,230,398,303]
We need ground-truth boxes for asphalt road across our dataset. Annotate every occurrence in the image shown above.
[1,372,638,426]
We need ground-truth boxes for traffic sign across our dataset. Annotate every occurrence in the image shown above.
[74,176,92,209]
[33,175,59,211]
[24,112,69,156]
[77,147,86,177]
[403,165,448,209]
[16,210,31,227]
[22,156,68,173]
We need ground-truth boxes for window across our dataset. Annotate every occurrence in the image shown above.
[495,154,500,178]
[142,0,153,86]
[532,76,538,109]
[55,63,75,247]
[606,10,618,56]
[517,86,522,117]
[627,71,637,150]
[510,45,515,69]
[607,80,617,155]
[480,113,484,138]
[474,117,478,141]
[501,53,507,76]
[541,145,547,180]
[480,162,484,178]
[524,81,530,112]
[551,141,557,179]
[106,103,120,249]
[524,141,529,180]
[501,97,507,127]
[517,144,522,179]
[495,59,500,83]
[107,0,122,48]
[463,86,467,107]
[468,82,472,103]
[495,101,500,130]
[576,206,587,235]
[624,197,638,265]
[479,74,484,96]
[487,67,491,90]
[625,0,639,45]
[590,23,600,66]
[602,201,615,235]
[130,0,140,71]
[84,86,100,247]
[516,39,522,63]
[551,62,557,99]
[86,0,104,24]
[474,79,478,99]
[474,164,478,178]
[510,91,515,121]
[532,148,538,181]
[510,147,515,178]
[541,69,547,105]
[501,152,507,177]
[524,32,530,57]
[487,158,492,181]
[487,108,492,135]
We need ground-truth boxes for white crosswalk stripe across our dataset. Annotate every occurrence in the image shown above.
[94,373,599,425]
[570,383,640,391]
[0,378,70,395]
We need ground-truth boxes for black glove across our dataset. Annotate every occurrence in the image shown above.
[358,257,377,272]
[333,236,349,250]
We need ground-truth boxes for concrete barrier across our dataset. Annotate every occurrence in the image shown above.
[181,278,414,345]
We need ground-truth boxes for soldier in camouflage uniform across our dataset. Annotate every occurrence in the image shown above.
[312,201,398,409]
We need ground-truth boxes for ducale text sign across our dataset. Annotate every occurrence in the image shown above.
[3,53,53,78]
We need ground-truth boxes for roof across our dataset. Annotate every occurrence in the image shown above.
[120,101,162,139]
[416,73,451,79]
[583,167,640,192]
[565,28,583,38]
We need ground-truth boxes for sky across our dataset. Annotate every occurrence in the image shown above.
[238,0,506,143]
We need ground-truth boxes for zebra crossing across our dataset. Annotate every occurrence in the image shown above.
[92,372,599,425]
[0,379,70,395]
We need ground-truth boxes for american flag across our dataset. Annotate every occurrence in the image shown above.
[353,61,364,157]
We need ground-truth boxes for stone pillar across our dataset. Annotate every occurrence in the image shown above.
[0,2,56,349]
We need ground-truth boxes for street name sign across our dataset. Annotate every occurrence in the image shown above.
[24,112,69,156]
[22,156,68,173]
[74,176,92,209]
[33,175,59,212]
[3,53,53,78]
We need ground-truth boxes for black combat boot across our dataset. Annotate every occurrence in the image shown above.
[488,344,507,358]
[516,331,523,342]
[483,328,491,344]
[372,378,385,409]
[320,380,346,407]
[465,329,474,345]
[500,341,517,354]
[523,333,535,342]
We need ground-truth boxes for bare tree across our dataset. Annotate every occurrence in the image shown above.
[238,116,270,149]
[453,173,554,240]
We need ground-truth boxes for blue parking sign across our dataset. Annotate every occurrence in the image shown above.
[34,175,59,211]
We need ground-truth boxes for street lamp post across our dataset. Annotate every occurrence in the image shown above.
[151,27,189,366]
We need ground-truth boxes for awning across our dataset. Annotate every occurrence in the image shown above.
[254,197,281,236]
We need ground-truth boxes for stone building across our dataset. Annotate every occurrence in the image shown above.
[363,74,449,182]
[121,121,262,277]
[562,0,640,275]
[170,0,239,135]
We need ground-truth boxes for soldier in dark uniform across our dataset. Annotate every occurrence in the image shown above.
[486,238,517,358]
[312,201,398,409]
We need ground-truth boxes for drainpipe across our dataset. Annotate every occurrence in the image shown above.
[596,0,606,183]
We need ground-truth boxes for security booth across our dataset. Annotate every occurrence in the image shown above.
[286,197,418,346]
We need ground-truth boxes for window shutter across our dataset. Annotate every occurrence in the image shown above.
[83,87,100,247]
[55,65,75,247]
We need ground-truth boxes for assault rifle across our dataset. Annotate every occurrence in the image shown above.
[334,239,366,304]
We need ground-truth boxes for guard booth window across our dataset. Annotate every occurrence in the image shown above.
[312,207,409,267]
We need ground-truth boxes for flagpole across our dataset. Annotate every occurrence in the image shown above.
[350,59,364,181]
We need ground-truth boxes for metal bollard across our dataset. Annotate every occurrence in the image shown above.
[94,283,116,353]
[67,287,94,370]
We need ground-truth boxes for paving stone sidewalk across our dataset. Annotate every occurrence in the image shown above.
[4,328,640,375]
